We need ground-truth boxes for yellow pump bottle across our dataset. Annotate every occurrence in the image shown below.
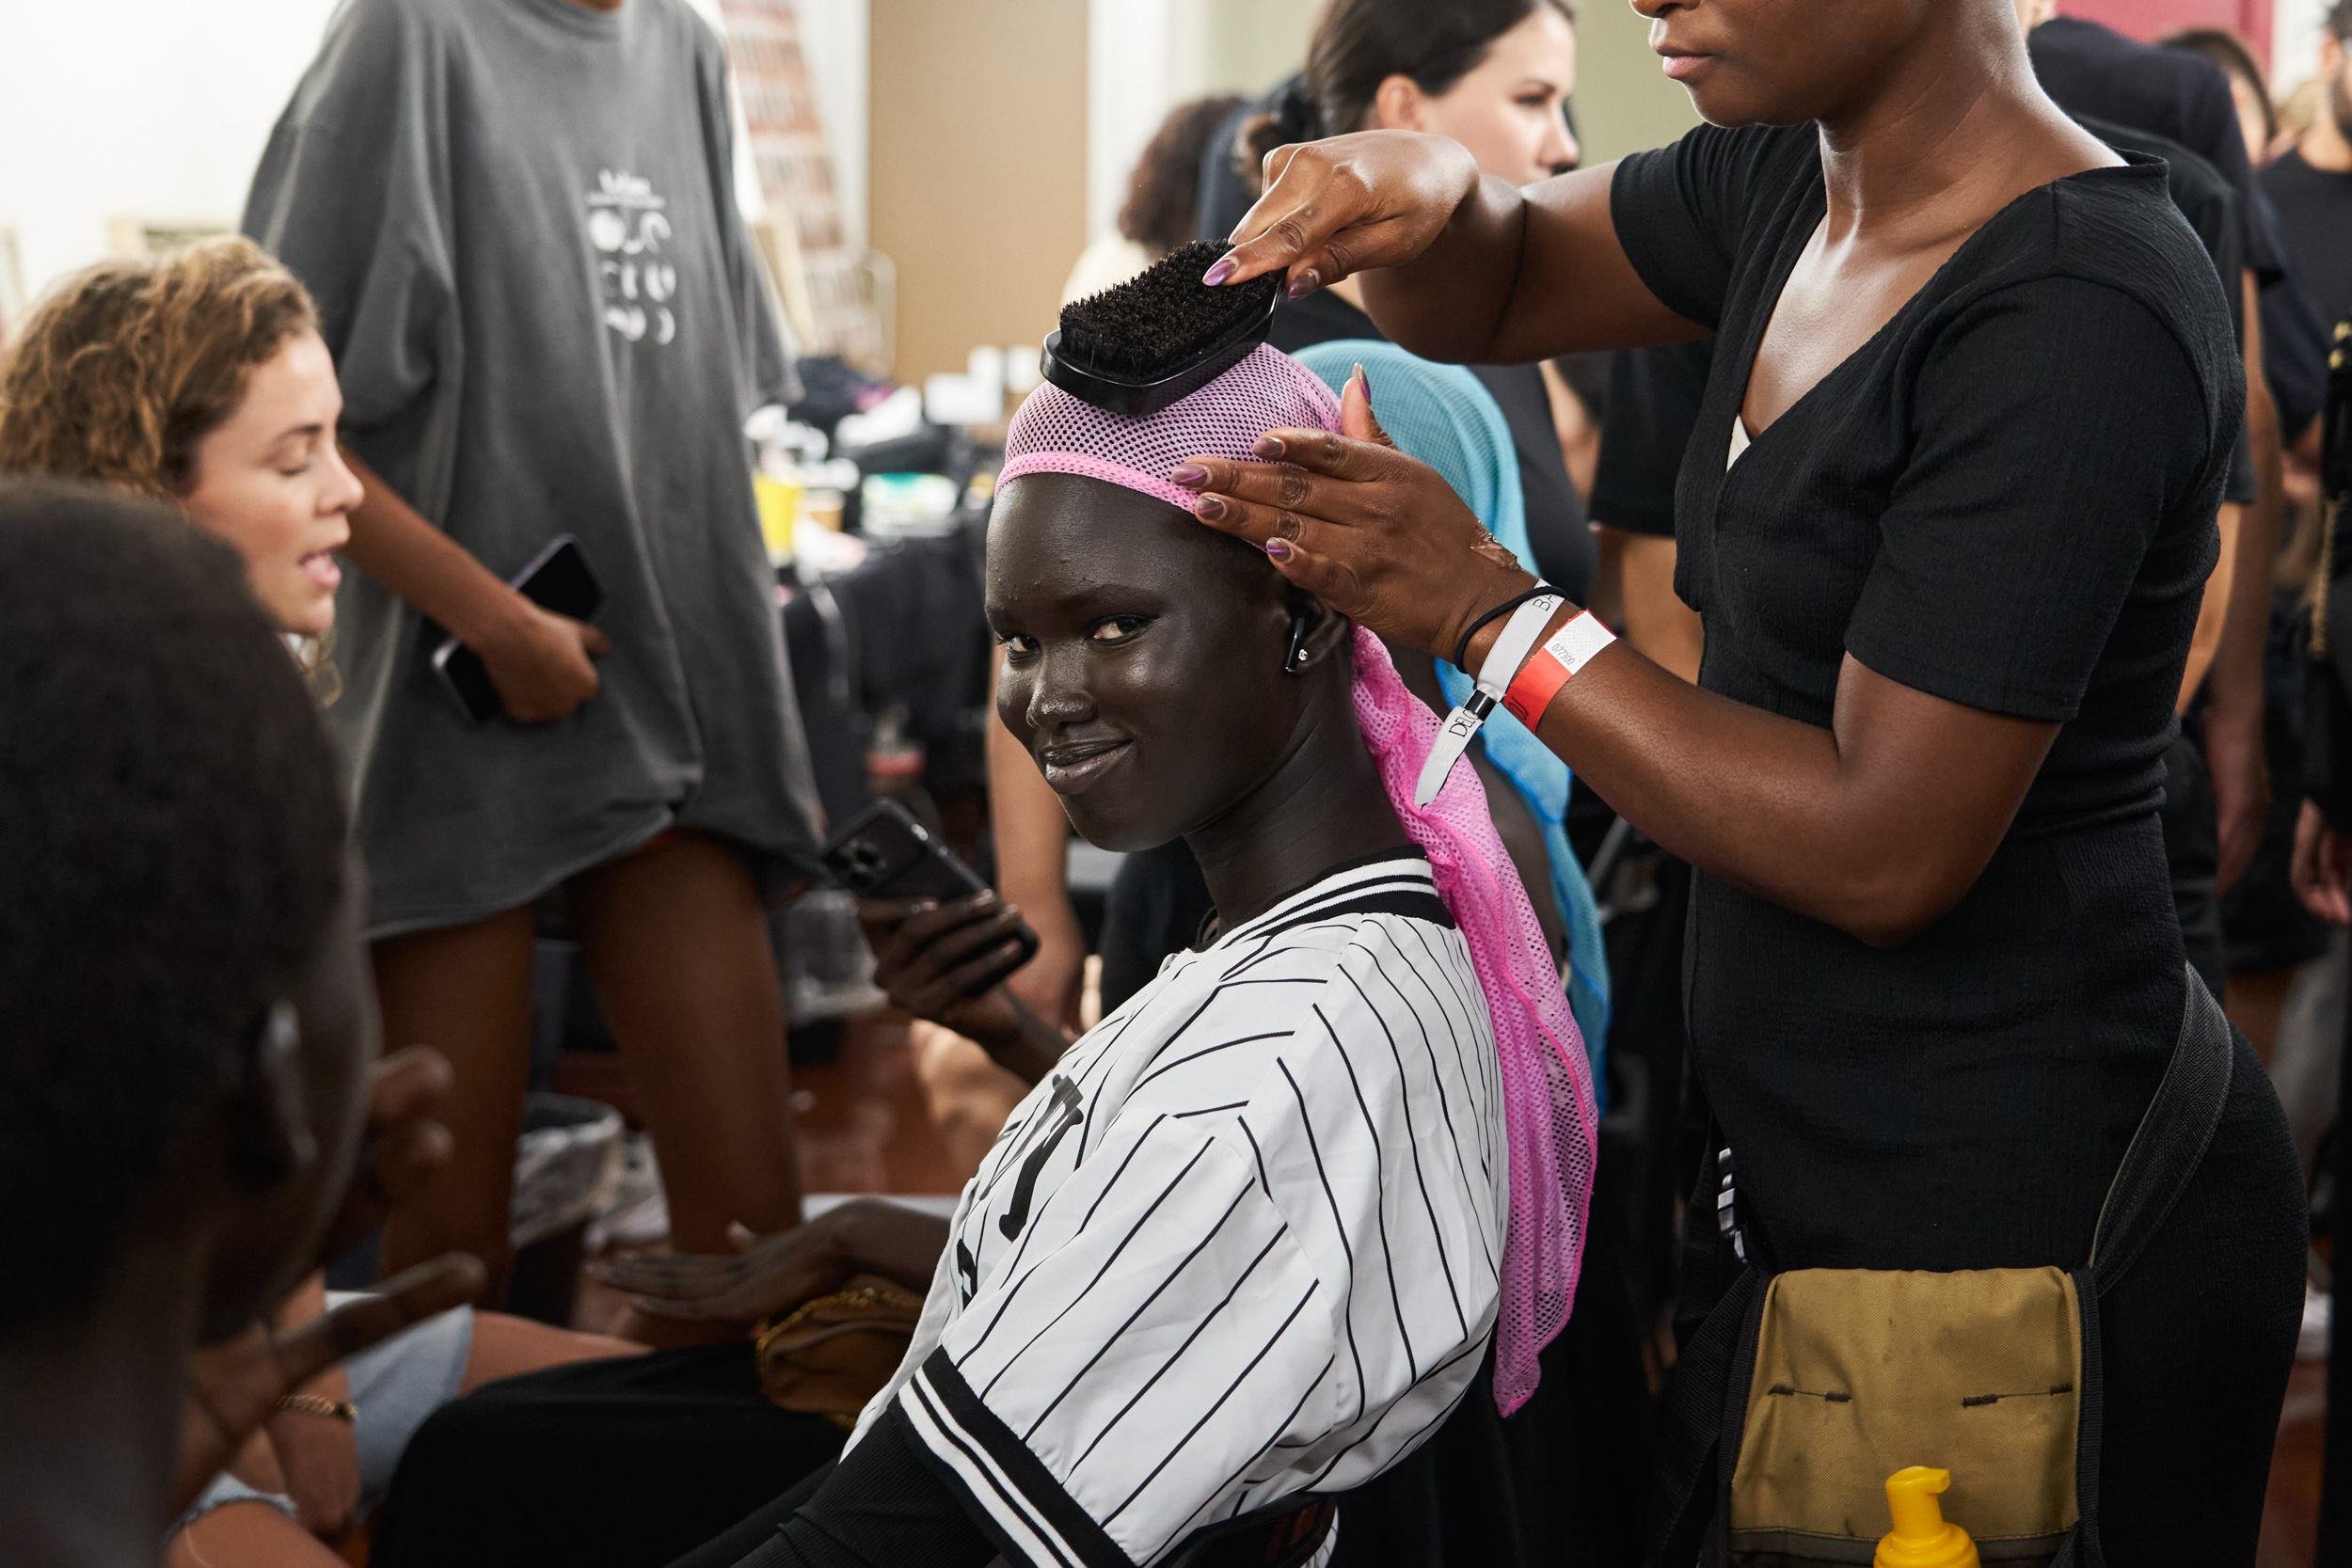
[1873,1467,1979,1568]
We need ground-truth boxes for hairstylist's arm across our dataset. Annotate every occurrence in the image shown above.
[1181,376,2055,950]
[1211,132,1701,362]
[989,646,1085,1032]
[338,448,608,722]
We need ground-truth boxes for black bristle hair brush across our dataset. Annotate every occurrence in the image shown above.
[1041,240,1283,418]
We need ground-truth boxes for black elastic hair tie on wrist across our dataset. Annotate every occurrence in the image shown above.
[1453,584,1553,674]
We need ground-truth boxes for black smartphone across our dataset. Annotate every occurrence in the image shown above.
[429,535,606,724]
[821,800,1041,983]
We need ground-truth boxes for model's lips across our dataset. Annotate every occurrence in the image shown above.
[299,549,342,592]
[1659,50,1709,81]
[1039,737,1134,796]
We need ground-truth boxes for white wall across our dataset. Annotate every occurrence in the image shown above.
[0,0,871,311]
[2276,0,2330,95]
[0,0,343,304]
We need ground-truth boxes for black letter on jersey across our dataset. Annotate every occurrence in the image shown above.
[1000,1075,1084,1241]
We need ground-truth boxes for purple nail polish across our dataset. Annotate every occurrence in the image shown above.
[1266,539,1294,562]
[1286,270,1318,301]
[1195,495,1227,521]
[1201,259,1237,287]
[1169,464,1208,486]
[1251,435,1285,460]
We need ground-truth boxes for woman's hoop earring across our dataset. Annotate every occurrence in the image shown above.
[1283,611,1312,673]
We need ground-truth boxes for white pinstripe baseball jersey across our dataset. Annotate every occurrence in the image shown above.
[846,847,1508,1568]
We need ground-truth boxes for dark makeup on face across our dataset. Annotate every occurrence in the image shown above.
[986,473,1406,928]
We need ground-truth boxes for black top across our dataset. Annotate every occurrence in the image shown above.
[1267,290,1598,602]
[1590,341,1712,541]
[1611,123,2241,1271]
[2030,16,2279,279]
[2260,150,2352,333]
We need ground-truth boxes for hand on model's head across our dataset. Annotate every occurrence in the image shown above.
[1212,130,1480,303]
[1172,369,1537,664]
[858,891,1034,1047]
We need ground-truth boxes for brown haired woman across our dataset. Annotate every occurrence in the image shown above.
[1178,0,2306,1558]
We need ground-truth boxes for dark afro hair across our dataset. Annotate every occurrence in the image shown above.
[0,480,346,1339]
[1056,240,1281,381]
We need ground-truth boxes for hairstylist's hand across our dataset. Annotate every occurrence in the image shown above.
[175,1256,485,1514]
[2293,798,2352,925]
[1175,367,1537,662]
[1214,132,1481,300]
[475,596,608,724]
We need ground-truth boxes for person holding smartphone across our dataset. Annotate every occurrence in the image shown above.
[244,0,821,1314]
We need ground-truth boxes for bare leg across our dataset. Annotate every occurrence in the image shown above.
[375,905,538,1303]
[572,832,801,1267]
[457,1310,644,1393]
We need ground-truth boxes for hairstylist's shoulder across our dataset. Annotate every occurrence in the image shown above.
[2044,170,2242,400]
[1611,122,1817,334]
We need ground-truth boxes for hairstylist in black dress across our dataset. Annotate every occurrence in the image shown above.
[1177,0,2304,1557]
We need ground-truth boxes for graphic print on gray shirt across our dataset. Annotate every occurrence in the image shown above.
[246,0,820,935]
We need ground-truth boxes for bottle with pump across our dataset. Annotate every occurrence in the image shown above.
[1873,1466,1979,1568]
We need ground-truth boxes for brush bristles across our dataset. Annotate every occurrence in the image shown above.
[1057,240,1280,382]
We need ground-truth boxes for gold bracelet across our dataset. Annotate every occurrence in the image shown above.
[275,1393,358,1423]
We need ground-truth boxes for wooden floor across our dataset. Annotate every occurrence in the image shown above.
[569,1010,2337,1563]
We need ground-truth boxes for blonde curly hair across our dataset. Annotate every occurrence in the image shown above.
[0,237,319,500]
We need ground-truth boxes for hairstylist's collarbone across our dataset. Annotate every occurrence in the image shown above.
[182,328,360,639]
[987,472,1340,854]
[1374,6,1580,184]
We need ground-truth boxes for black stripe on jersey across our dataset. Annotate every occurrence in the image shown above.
[1313,1001,1417,1384]
[893,1392,1080,1568]
[1339,964,1470,1341]
[917,1349,1136,1568]
[1130,1030,1291,1093]
[1223,847,1434,942]
[1256,887,1455,939]
[1100,1282,1322,1534]
[1279,1057,1366,1422]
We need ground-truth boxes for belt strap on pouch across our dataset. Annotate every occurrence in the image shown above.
[2086,964,2233,1299]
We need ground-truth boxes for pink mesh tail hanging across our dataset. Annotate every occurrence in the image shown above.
[1001,346,1599,1414]
[1347,627,1598,1415]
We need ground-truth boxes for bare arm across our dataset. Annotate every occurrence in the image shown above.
[2202,266,2280,891]
[1181,385,2052,948]
[1606,529,1704,686]
[1214,133,1700,364]
[340,448,608,723]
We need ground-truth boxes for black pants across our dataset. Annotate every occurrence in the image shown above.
[369,1343,847,1568]
[2160,728,2228,999]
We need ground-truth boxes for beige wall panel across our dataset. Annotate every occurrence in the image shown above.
[1573,0,1703,165]
[869,0,1089,383]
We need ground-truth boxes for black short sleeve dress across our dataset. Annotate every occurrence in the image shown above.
[1610,123,2303,1556]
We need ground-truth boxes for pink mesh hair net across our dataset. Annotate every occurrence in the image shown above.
[1001,346,1598,1415]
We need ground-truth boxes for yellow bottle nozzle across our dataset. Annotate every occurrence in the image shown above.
[1873,1467,1979,1568]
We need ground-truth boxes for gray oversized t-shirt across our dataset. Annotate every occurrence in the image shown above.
[246,0,820,936]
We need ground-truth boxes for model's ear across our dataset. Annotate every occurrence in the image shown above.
[222,999,318,1192]
[1371,73,1425,134]
[1282,587,1354,674]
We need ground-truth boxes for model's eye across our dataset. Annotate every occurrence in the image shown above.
[1001,633,1041,660]
[1089,615,1152,645]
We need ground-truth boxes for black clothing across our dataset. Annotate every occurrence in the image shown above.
[2077,114,2256,505]
[371,1343,848,1568]
[767,1408,993,1568]
[1098,835,1214,1015]
[2263,231,2333,442]
[2220,589,2334,973]
[2030,17,2278,277]
[2159,730,2227,996]
[1591,341,1712,541]
[1613,121,2297,1554]
[1267,289,1597,602]
[2263,149,2352,332]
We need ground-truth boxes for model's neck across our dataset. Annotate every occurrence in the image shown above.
[0,1241,205,1566]
[1184,667,1406,930]
[0,1331,191,1565]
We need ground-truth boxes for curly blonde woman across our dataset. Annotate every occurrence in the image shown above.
[0,238,360,644]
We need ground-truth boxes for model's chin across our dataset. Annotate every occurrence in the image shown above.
[1060,800,1184,856]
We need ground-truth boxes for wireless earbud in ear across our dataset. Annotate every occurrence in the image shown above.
[1283,609,1312,673]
